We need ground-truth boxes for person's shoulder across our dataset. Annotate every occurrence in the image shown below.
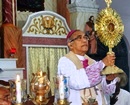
[120,89,130,95]
[58,56,76,69]
[59,56,68,61]
[58,56,72,63]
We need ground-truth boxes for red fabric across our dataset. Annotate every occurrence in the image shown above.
[66,30,77,40]
[82,59,89,68]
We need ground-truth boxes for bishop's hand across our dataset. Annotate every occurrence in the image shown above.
[102,53,116,66]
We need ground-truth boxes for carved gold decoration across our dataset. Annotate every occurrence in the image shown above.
[27,15,67,35]
[95,0,124,53]
[42,16,54,29]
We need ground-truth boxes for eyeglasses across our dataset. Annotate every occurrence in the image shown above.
[70,35,89,42]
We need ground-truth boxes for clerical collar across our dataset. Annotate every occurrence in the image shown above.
[76,54,85,60]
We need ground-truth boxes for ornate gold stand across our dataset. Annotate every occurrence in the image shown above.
[32,96,49,105]
[54,99,71,105]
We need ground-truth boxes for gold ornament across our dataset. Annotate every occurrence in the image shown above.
[101,66,124,75]
[105,0,112,7]
[30,71,50,105]
[95,0,125,75]
[95,0,124,53]
[42,16,54,29]
[54,99,71,105]
[27,15,67,35]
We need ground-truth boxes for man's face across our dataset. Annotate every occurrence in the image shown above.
[68,31,89,55]
[106,74,118,81]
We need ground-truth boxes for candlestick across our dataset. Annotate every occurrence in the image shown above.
[54,75,71,105]
[16,75,22,104]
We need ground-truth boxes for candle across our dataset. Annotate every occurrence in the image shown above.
[16,75,22,103]
[58,75,65,100]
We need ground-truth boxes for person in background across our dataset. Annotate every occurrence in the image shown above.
[57,30,117,105]
[0,69,11,105]
[102,67,130,105]
[0,87,11,105]
[84,16,97,54]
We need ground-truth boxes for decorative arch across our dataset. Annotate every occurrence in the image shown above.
[22,10,70,37]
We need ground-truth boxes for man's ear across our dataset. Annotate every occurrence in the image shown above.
[68,42,73,49]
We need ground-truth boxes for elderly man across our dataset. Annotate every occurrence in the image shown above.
[56,30,117,105]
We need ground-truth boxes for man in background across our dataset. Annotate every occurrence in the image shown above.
[102,67,130,105]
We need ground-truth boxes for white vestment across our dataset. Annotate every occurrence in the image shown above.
[105,89,130,105]
[57,52,105,105]
[57,51,116,105]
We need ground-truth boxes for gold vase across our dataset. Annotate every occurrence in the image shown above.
[30,71,50,105]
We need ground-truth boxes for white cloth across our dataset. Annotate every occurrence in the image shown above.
[105,89,130,105]
[57,55,105,105]
[102,77,119,95]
